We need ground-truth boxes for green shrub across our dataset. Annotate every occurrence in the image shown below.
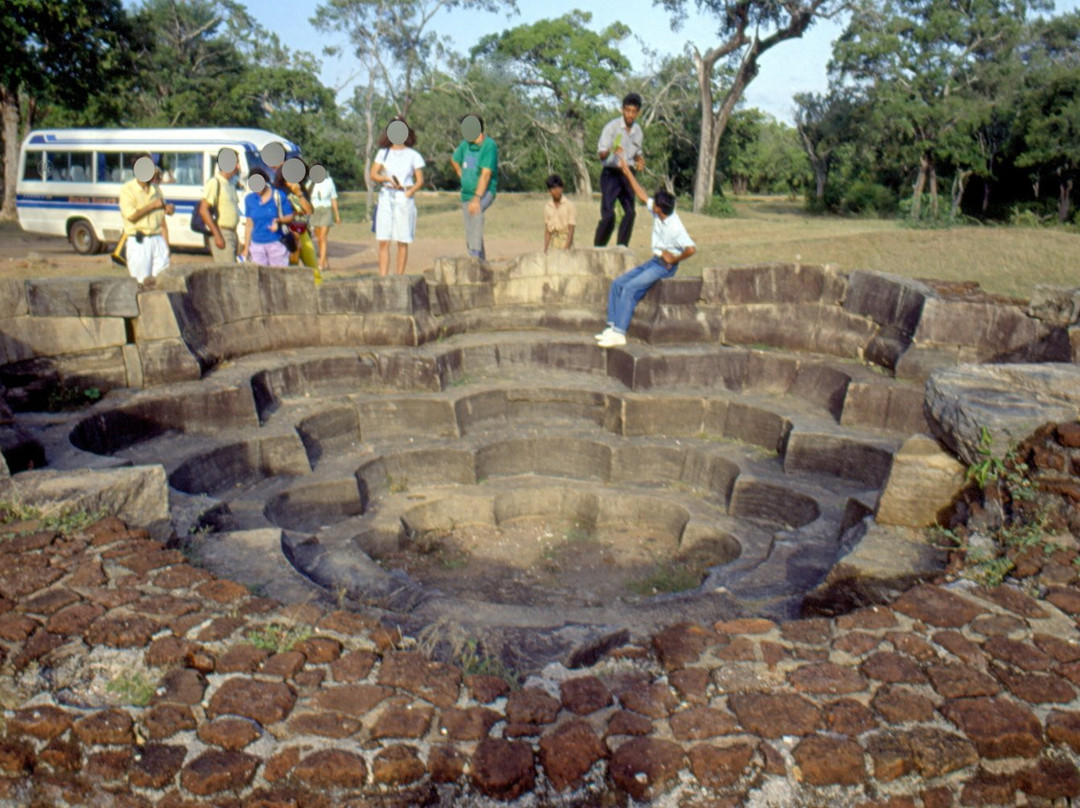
[697,194,735,218]
[843,181,899,216]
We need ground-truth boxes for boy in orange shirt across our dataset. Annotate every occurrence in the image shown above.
[543,174,576,252]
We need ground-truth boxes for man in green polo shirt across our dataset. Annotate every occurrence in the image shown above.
[451,114,498,260]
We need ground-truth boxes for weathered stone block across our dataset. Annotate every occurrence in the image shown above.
[493,275,607,307]
[363,314,417,346]
[894,345,963,382]
[791,363,851,419]
[131,290,181,341]
[926,363,1080,463]
[744,351,798,395]
[811,305,878,359]
[1029,285,1080,327]
[0,316,127,364]
[185,267,263,326]
[723,402,790,452]
[6,465,170,539]
[353,397,457,440]
[783,431,896,486]
[258,266,318,315]
[729,477,820,526]
[0,279,28,318]
[432,256,492,284]
[876,435,965,526]
[138,339,201,386]
[26,277,139,318]
[844,271,934,334]
[318,276,423,314]
[612,444,685,483]
[621,395,705,436]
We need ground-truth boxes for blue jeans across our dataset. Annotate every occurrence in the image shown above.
[606,256,676,334]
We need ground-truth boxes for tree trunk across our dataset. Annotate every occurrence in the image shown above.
[363,71,376,215]
[982,178,991,215]
[951,170,971,218]
[0,83,21,221]
[568,128,592,197]
[691,44,755,213]
[815,167,827,201]
[1059,174,1073,223]
[928,160,939,218]
[911,154,929,220]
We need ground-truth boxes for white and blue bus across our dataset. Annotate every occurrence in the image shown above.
[16,128,301,254]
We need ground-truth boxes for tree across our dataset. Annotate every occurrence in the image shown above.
[1,0,132,218]
[471,11,631,196]
[794,89,854,205]
[830,0,1035,219]
[1015,11,1080,222]
[657,0,846,212]
[313,0,512,206]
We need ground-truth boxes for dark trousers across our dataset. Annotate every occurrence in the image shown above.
[594,166,636,247]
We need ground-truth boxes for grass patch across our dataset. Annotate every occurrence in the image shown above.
[105,673,156,707]
[245,622,313,653]
[457,638,520,688]
[627,561,701,596]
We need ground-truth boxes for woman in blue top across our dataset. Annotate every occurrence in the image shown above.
[241,167,294,266]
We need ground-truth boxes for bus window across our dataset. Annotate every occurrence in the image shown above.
[68,152,93,182]
[159,152,203,185]
[103,152,133,183]
[22,152,46,181]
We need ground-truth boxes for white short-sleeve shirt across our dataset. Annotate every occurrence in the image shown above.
[646,197,695,256]
[374,147,426,189]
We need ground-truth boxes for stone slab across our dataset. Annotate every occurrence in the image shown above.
[925,363,1080,463]
[26,277,139,318]
[0,316,127,364]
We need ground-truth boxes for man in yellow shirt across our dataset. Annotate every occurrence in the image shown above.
[199,148,241,265]
[118,153,173,287]
[543,174,576,252]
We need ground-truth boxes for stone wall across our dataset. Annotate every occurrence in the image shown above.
[0,257,1071,408]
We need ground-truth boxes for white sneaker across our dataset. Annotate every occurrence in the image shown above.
[594,326,615,341]
[597,331,627,348]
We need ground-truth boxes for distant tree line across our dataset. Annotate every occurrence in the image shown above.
[2,0,1078,224]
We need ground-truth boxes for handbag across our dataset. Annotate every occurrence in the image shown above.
[191,177,220,235]
[274,189,298,252]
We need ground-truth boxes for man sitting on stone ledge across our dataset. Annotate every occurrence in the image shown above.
[595,155,696,348]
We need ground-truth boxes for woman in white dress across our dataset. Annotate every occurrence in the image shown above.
[370,118,425,276]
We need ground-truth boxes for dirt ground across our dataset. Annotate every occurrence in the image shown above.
[375,518,733,609]
[0,220,533,281]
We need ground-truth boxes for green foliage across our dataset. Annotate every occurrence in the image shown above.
[246,622,313,653]
[0,501,43,526]
[456,638,519,687]
[698,194,735,218]
[46,384,102,412]
[945,429,1048,587]
[106,673,156,707]
[843,181,898,216]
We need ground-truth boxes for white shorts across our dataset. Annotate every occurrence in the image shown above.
[375,188,416,243]
[126,234,170,282]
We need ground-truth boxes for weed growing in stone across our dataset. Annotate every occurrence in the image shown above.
[46,383,102,412]
[43,507,106,537]
[246,622,313,653]
[0,500,42,526]
[945,429,1057,587]
[457,638,520,688]
[106,672,156,706]
[387,475,409,494]
[627,561,701,596]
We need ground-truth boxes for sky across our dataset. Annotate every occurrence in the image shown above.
[247,0,848,123]
[129,0,1080,125]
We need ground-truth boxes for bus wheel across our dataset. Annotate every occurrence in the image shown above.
[68,220,101,255]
